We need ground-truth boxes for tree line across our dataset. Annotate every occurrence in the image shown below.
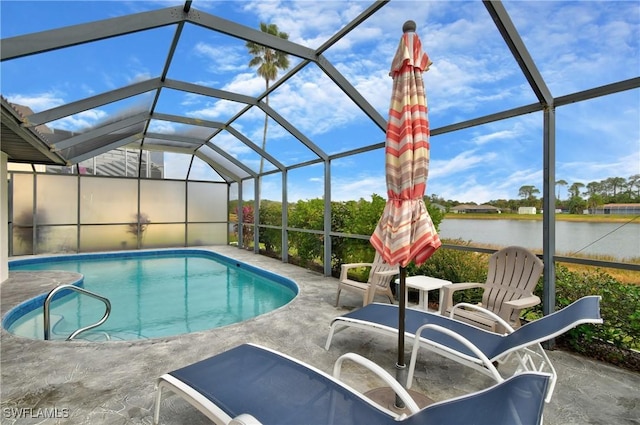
[429,174,640,214]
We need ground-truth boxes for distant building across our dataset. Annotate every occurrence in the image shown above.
[594,203,640,215]
[451,204,501,214]
[518,207,537,215]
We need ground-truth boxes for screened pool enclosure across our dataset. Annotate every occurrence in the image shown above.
[2,1,639,311]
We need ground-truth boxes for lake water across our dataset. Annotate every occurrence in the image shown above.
[439,219,640,260]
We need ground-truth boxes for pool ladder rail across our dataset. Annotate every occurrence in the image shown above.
[43,284,111,341]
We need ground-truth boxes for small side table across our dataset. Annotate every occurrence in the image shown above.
[395,275,452,313]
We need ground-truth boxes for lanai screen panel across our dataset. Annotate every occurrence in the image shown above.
[80,225,137,252]
[11,174,34,227]
[80,177,138,224]
[321,1,541,130]
[187,223,227,245]
[504,0,640,96]
[11,174,34,256]
[166,21,305,97]
[231,113,320,168]
[555,92,640,184]
[140,180,186,223]
[188,181,227,222]
[1,17,173,121]
[36,175,78,225]
[162,152,225,181]
[331,150,386,203]
[153,88,247,129]
[198,144,251,180]
[188,155,225,182]
[143,137,198,153]
[204,127,269,176]
[1,1,180,32]
[57,122,147,164]
[187,182,227,245]
[288,163,324,204]
[163,153,193,180]
[146,119,216,148]
[35,226,77,254]
[260,172,283,208]
[268,66,384,156]
[428,114,544,204]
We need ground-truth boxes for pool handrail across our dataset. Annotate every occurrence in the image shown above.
[44,285,112,341]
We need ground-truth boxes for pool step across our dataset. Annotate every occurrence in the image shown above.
[72,330,150,341]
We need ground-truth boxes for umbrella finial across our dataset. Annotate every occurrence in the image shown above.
[402,20,416,33]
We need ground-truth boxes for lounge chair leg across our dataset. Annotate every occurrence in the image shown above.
[325,327,335,350]
[153,384,163,425]
[335,289,341,307]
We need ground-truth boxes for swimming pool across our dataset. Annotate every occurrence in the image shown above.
[4,249,298,341]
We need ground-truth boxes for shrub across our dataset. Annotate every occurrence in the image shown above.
[530,265,640,357]
[411,250,639,370]
[408,242,489,305]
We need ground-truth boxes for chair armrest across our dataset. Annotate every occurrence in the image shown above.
[339,263,373,281]
[440,282,485,314]
[450,302,515,334]
[333,352,420,416]
[407,323,502,389]
[442,282,484,291]
[503,295,541,310]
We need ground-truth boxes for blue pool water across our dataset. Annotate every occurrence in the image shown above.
[4,249,298,341]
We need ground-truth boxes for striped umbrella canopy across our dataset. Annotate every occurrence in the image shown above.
[370,22,441,268]
[370,21,441,395]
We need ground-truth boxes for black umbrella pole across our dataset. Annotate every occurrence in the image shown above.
[395,266,407,409]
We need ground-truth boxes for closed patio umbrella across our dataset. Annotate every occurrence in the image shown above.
[370,20,441,406]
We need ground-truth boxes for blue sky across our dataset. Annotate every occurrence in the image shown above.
[1,0,639,204]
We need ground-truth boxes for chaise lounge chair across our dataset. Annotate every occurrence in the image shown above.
[325,296,602,403]
[154,343,551,425]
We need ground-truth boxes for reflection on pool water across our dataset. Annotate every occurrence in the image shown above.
[4,249,298,341]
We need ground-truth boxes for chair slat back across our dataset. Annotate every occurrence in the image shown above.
[483,246,543,322]
[368,252,399,289]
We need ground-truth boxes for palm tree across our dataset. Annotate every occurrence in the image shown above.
[555,179,568,200]
[568,182,585,199]
[246,23,290,197]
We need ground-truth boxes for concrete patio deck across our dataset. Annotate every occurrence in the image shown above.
[1,245,639,424]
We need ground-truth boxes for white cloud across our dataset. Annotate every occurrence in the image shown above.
[194,42,249,73]
[51,109,109,132]
[471,129,520,146]
[7,92,65,112]
[222,72,268,97]
[209,130,255,158]
[188,97,247,121]
[242,1,369,49]
[148,120,177,134]
[429,149,497,179]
